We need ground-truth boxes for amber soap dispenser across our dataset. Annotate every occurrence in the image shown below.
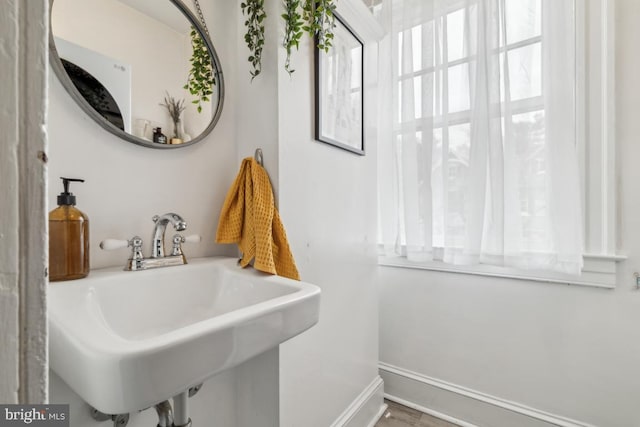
[49,177,90,281]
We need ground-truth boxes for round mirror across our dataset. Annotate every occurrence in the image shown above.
[49,0,224,149]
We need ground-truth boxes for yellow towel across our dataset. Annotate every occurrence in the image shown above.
[216,157,300,280]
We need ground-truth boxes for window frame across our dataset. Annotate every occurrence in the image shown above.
[378,0,624,289]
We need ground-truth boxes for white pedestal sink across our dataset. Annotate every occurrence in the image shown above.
[48,257,321,415]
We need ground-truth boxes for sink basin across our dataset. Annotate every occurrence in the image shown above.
[48,256,320,414]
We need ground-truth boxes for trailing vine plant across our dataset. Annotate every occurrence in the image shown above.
[184,27,215,113]
[243,0,337,80]
[302,0,337,53]
[282,0,304,75]
[241,0,267,80]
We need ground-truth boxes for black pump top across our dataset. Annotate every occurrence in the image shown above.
[57,177,84,206]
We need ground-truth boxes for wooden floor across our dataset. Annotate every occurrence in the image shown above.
[375,400,458,427]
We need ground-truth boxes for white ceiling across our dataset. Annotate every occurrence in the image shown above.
[115,0,192,35]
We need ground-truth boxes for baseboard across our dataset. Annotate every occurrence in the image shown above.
[365,402,388,427]
[380,363,598,427]
[330,375,387,427]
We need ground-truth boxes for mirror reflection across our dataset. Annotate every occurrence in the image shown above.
[50,0,223,148]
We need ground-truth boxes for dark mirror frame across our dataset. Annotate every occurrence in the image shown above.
[48,0,225,149]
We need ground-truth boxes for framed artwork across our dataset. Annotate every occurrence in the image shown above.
[314,13,364,155]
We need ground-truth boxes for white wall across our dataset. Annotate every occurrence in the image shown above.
[46,0,251,423]
[48,0,382,426]
[48,1,237,270]
[277,4,383,427]
[234,0,385,426]
[377,1,640,426]
[50,348,279,427]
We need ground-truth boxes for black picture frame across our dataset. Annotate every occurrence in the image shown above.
[314,13,365,155]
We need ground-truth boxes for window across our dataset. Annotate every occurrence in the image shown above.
[377,0,621,288]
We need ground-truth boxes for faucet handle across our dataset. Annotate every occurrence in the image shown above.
[183,234,201,244]
[128,236,144,260]
[170,234,201,257]
[99,239,129,250]
[100,236,144,261]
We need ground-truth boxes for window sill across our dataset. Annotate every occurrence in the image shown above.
[378,253,626,289]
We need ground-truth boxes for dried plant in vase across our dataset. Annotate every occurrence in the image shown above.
[160,92,186,144]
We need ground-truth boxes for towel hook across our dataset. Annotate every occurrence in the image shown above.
[255,148,264,166]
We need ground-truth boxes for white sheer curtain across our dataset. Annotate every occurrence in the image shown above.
[377,0,584,274]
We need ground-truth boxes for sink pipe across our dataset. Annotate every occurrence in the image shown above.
[89,384,200,427]
[173,392,191,427]
[154,400,174,427]
[155,394,192,427]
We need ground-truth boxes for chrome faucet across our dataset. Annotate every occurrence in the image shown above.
[151,213,187,258]
[99,213,200,271]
